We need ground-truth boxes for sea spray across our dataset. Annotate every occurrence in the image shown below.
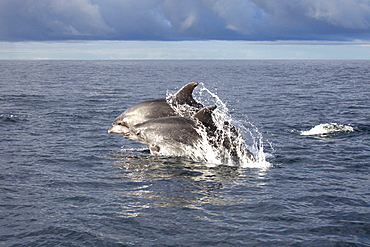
[300,123,355,136]
[167,83,271,168]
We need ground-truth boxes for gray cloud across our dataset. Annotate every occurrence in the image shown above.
[1,0,369,41]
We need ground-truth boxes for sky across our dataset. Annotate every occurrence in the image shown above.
[1,0,370,59]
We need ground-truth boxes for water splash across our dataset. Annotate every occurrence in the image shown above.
[300,123,354,136]
[167,83,271,169]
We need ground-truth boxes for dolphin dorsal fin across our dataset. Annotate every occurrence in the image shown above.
[172,82,203,108]
[194,105,217,130]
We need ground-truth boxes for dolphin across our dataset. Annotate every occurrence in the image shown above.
[124,117,200,156]
[124,105,217,156]
[124,104,256,162]
[108,82,202,134]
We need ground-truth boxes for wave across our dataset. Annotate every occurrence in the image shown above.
[300,123,355,136]
[0,113,31,123]
[120,147,151,154]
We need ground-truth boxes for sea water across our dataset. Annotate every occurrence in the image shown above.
[1,60,369,246]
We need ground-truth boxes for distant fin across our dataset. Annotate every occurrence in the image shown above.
[172,82,203,108]
[194,105,217,130]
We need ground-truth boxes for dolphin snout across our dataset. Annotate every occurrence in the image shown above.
[108,124,129,134]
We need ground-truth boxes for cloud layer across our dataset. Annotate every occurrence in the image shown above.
[1,0,370,41]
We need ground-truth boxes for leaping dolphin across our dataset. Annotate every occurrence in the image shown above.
[123,105,217,156]
[124,105,255,162]
[108,82,202,134]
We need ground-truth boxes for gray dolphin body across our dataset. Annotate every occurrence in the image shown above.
[124,105,217,156]
[108,82,202,134]
[124,116,201,156]
[124,105,256,162]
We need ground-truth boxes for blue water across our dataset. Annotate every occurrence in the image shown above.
[1,60,369,246]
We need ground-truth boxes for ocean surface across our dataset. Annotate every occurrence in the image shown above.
[1,60,369,246]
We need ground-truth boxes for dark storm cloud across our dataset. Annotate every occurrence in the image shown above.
[1,0,370,41]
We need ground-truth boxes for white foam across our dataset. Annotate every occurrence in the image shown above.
[300,123,354,136]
